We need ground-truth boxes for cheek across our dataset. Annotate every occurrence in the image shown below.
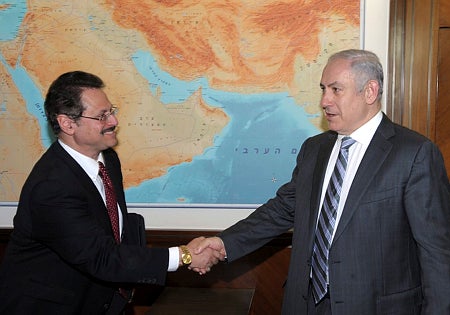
[84,126,103,139]
[346,103,367,123]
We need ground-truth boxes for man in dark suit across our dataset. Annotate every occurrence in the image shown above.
[194,49,450,314]
[0,71,222,314]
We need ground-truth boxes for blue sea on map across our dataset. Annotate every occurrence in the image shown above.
[0,0,54,146]
[128,51,320,205]
[1,2,321,205]
[0,0,26,41]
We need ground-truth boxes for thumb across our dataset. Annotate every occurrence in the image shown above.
[194,238,212,255]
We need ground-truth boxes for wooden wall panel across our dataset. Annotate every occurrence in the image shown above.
[436,29,450,174]
[388,0,450,172]
[440,0,450,26]
[387,0,439,139]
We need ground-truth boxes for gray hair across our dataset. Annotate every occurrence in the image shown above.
[328,49,384,101]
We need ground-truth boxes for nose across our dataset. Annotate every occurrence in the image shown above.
[320,88,333,109]
[320,93,329,109]
[106,113,118,125]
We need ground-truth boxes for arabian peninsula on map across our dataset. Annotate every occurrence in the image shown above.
[0,0,360,206]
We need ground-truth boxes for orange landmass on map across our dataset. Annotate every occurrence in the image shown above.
[122,88,229,185]
[104,0,359,92]
[0,0,359,198]
[0,63,45,201]
[0,1,229,191]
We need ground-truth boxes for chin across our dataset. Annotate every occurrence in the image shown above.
[106,139,118,148]
[327,121,343,132]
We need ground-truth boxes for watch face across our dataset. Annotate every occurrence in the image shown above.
[183,254,192,264]
[181,246,192,265]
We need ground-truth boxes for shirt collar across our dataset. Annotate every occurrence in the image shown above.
[58,139,104,180]
[342,111,383,146]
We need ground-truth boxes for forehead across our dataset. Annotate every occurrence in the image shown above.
[320,58,355,86]
[80,88,111,110]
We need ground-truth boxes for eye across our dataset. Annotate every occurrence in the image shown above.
[98,113,108,121]
[332,87,342,94]
[98,107,118,121]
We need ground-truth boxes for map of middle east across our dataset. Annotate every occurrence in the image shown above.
[0,0,360,205]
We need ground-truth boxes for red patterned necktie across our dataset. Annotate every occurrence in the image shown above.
[98,161,120,243]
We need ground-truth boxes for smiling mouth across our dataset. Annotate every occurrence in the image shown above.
[101,126,116,135]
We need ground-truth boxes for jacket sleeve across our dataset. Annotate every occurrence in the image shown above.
[404,141,450,314]
[30,173,168,286]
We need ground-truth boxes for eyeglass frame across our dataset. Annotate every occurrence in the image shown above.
[77,107,119,122]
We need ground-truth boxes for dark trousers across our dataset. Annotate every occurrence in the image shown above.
[307,281,332,315]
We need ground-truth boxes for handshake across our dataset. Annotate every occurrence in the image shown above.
[180,237,227,275]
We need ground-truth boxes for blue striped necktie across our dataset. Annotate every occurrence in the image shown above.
[311,136,356,303]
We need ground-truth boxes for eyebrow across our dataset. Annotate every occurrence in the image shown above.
[93,107,112,114]
[320,81,339,88]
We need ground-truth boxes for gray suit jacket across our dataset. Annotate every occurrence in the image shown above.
[220,114,450,315]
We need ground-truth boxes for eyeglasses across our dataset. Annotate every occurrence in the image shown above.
[79,107,118,122]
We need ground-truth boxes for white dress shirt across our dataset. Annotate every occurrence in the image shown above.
[317,111,383,241]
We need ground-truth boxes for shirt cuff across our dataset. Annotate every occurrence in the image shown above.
[167,247,180,272]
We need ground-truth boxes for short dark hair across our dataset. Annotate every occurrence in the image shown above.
[44,71,104,135]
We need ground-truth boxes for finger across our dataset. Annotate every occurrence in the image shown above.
[211,249,225,261]
[193,239,211,255]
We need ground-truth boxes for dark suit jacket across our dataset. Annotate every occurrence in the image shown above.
[220,114,450,315]
[0,142,168,315]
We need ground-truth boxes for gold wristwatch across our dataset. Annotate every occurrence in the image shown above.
[180,245,192,265]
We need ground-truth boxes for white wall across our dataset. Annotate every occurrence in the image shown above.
[0,0,390,230]
[363,0,390,111]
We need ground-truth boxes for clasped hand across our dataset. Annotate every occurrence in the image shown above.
[184,236,226,275]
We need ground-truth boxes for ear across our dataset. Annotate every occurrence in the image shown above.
[56,114,76,135]
[364,80,379,105]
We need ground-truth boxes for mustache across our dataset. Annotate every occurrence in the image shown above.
[101,126,117,135]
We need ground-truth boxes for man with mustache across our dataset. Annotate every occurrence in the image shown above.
[194,49,450,314]
[0,71,222,314]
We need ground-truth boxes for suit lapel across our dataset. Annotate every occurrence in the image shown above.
[52,142,114,222]
[103,149,127,217]
[103,149,131,243]
[309,132,338,233]
[333,115,395,243]
[52,142,104,200]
